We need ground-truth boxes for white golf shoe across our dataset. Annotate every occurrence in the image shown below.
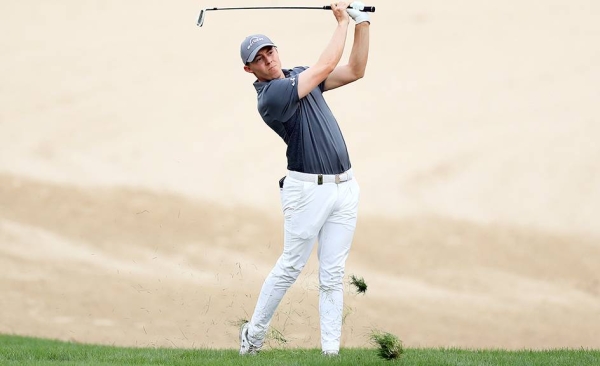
[239,322,262,355]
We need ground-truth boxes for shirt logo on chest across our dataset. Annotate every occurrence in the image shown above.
[290,77,296,86]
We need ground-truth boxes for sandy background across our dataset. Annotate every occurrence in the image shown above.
[1,0,599,350]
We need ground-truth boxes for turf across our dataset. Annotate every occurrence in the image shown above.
[0,334,598,365]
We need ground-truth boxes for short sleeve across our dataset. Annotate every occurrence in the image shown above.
[292,66,325,92]
[258,77,300,123]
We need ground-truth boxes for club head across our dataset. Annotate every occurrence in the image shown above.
[197,9,206,27]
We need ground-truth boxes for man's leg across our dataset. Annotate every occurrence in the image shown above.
[246,177,336,348]
[246,234,316,346]
[317,179,360,353]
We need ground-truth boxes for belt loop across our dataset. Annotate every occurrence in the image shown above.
[318,174,323,185]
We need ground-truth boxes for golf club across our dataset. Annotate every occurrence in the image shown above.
[197,5,376,27]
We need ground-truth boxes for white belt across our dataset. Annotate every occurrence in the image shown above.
[288,169,353,185]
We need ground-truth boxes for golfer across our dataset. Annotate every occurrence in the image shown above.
[238,1,370,356]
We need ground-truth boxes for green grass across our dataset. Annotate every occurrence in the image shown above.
[370,331,403,360]
[349,274,368,294]
[1,334,599,365]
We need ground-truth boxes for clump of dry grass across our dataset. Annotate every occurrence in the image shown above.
[267,327,287,346]
[231,318,248,328]
[350,274,368,294]
[370,330,403,360]
[231,318,287,347]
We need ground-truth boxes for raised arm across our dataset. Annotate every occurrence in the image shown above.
[297,2,350,99]
[324,2,370,91]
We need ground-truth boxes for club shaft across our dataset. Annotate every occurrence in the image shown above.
[205,6,375,12]
[198,5,375,27]
[205,7,321,11]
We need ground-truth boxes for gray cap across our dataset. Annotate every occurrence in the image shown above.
[240,34,276,64]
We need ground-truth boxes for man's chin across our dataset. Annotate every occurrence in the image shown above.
[260,70,282,81]
[271,69,283,79]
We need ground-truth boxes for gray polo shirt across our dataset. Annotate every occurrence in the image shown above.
[253,66,351,175]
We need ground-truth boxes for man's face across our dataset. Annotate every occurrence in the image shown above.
[244,46,284,81]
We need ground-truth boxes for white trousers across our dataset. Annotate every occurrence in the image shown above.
[247,170,360,352]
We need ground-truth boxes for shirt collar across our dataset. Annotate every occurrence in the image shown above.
[253,69,292,93]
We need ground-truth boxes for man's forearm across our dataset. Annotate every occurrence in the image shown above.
[348,22,370,78]
[318,22,350,73]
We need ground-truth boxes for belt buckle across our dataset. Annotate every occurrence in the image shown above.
[335,174,341,184]
[318,174,323,185]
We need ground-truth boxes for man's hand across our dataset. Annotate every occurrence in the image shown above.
[347,1,370,24]
[331,2,350,25]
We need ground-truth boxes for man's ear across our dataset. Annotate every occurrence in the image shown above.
[243,65,253,74]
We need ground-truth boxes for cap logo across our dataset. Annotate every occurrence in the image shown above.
[247,37,264,50]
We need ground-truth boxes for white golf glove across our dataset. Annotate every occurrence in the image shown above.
[347,1,370,24]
